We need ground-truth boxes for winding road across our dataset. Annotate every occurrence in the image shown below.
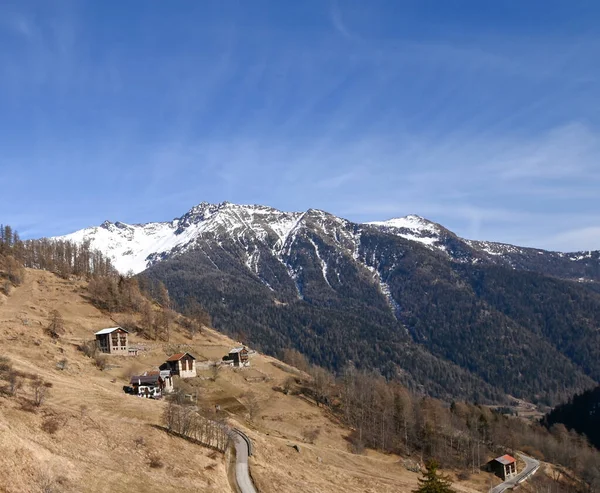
[231,429,257,493]
[490,453,540,493]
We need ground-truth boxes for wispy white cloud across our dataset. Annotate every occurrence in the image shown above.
[2,1,600,254]
[9,15,34,38]
[492,122,598,180]
[330,0,354,40]
[316,168,364,189]
[537,226,600,252]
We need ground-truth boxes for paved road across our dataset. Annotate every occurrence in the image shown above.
[490,453,540,493]
[231,429,257,493]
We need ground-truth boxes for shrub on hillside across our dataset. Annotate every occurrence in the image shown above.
[30,376,52,407]
[78,340,98,358]
[148,454,164,469]
[0,356,12,374]
[457,471,471,481]
[41,416,63,435]
[93,354,108,371]
[0,357,23,397]
[45,310,65,340]
[521,445,545,461]
[0,255,25,286]
[347,430,365,455]
[7,370,23,396]
[1,280,11,295]
[302,427,321,444]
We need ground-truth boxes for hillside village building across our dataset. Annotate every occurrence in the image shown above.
[95,327,129,355]
[147,370,174,393]
[161,352,197,378]
[225,346,249,367]
[130,373,164,398]
[489,455,518,480]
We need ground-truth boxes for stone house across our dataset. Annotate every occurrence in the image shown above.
[161,352,197,378]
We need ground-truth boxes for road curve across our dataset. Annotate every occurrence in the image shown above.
[490,453,540,493]
[231,429,257,493]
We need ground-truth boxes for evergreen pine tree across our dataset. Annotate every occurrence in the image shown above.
[413,460,455,493]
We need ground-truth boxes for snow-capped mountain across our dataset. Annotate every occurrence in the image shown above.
[56,201,599,283]
[58,202,305,274]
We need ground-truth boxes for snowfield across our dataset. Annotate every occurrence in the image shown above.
[56,202,308,275]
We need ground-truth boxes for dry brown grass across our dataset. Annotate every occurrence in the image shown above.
[0,268,498,493]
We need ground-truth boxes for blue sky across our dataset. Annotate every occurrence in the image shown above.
[1,1,599,251]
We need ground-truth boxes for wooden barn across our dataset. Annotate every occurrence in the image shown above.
[95,327,129,355]
[161,352,197,378]
[488,454,518,480]
[225,346,249,367]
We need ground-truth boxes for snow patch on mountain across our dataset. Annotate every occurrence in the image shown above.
[465,240,525,256]
[380,280,401,318]
[307,236,332,288]
[55,202,308,275]
[368,215,437,232]
[366,215,442,247]
[58,220,184,274]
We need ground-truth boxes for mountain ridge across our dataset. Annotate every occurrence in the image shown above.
[54,201,600,405]
[55,201,599,279]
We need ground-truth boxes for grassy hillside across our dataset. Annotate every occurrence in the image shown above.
[0,268,499,493]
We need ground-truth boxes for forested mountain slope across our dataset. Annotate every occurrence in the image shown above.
[57,202,600,405]
[544,385,600,450]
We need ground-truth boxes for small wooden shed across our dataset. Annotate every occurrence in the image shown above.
[227,347,249,367]
[488,454,518,480]
[95,327,129,355]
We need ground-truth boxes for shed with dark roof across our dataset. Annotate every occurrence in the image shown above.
[224,346,249,367]
[130,373,164,398]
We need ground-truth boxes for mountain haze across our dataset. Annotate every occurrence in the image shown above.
[57,202,600,404]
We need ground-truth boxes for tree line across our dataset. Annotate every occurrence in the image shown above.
[543,385,600,451]
[162,398,230,452]
[283,349,600,491]
[0,224,115,278]
[0,224,213,343]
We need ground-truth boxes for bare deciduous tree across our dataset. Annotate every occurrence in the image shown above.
[210,361,221,382]
[8,370,22,396]
[45,310,65,339]
[30,376,51,407]
[244,391,260,422]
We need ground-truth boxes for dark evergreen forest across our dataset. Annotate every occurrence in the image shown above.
[140,221,600,406]
[544,385,600,450]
